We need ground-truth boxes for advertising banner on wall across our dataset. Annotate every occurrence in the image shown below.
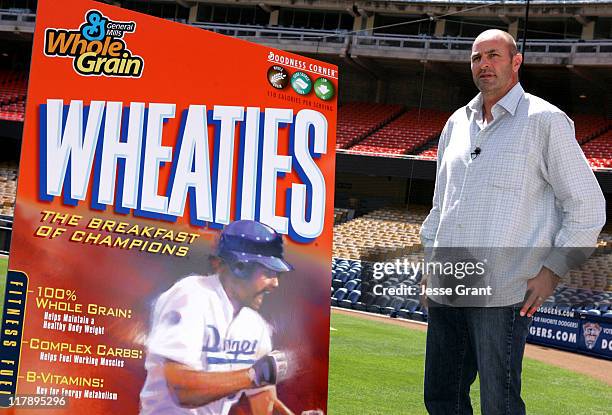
[527,307,580,351]
[577,314,612,359]
[527,308,612,360]
[1,0,337,413]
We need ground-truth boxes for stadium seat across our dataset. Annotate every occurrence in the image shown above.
[381,297,405,317]
[0,161,18,216]
[333,207,429,260]
[582,130,612,169]
[367,295,391,314]
[397,299,421,319]
[344,279,359,292]
[336,102,404,149]
[349,108,449,156]
[0,69,27,122]
[339,290,361,309]
[354,292,377,311]
[331,288,348,307]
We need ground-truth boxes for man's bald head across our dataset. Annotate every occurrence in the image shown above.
[474,29,519,57]
[470,29,522,100]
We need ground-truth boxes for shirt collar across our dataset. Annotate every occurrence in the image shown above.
[466,83,524,118]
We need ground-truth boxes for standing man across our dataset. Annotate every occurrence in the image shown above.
[420,29,606,414]
[140,220,295,415]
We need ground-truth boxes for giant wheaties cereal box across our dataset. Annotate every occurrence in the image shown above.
[1,0,337,413]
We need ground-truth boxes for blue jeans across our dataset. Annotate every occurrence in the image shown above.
[424,303,532,415]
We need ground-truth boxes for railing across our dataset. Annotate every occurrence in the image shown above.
[193,23,349,45]
[353,34,612,55]
[336,148,612,173]
[2,8,611,56]
[0,215,12,256]
[0,9,35,31]
[337,148,434,160]
[366,0,612,3]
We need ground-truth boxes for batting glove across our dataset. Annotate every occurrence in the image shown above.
[249,350,288,387]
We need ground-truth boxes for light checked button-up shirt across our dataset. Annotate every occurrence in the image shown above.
[420,83,606,306]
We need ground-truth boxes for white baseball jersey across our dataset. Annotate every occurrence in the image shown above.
[140,274,273,415]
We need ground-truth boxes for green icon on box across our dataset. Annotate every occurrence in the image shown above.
[314,77,335,100]
[291,72,312,95]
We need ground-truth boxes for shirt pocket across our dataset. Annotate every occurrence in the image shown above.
[487,152,527,190]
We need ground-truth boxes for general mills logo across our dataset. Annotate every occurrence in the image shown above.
[44,10,144,77]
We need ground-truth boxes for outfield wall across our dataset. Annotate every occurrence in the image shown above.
[528,309,612,360]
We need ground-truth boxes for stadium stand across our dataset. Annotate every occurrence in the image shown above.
[349,108,449,156]
[0,161,17,217]
[562,234,612,291]
[332,207,428,260]
[582,129,612,169]
[0,69,27,122]
[336,102,403,149]
[572,114,611,144]
[331,256,428,320]
[333,207,355,225]
[412,114,612,162]
[414,142,438,160]
[331,208,612,322]
[331,248,612,323]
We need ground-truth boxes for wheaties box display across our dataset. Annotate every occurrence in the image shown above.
[1,0,337,413]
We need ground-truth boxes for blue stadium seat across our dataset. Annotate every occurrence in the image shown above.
[360,281,373,293]
[382,297,405,317]
[367,295,391,314]
[397,299,420,319]
[337,271,351,284]
[344,279,358,292]
[331,288,348,307]
[339,290,361,309]
[353,292,376,311]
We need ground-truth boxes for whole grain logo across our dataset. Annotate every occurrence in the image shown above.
[267,65,288,89]
[44,10,144,78]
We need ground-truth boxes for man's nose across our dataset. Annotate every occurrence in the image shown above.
[479,56,491,68]
[268,276,279,288]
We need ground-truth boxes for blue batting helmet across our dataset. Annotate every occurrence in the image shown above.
[217,220,293,279]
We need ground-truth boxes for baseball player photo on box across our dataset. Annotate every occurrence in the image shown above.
[0,0,337,413]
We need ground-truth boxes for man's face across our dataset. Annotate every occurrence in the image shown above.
[234,264,280,310]
[470,35,520,95]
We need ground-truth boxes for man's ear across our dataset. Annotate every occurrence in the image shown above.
[513,53,523,72]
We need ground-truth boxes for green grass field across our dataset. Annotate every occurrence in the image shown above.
[0,256,6,277]
[328,312,612,414]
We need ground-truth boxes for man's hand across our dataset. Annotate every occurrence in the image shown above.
[246,388,276,415]
[520,267,560,317]
[249,351,288,387]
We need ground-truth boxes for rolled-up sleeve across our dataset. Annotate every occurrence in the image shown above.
[542,112,606,277]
